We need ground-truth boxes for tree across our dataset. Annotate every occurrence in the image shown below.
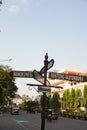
[0,84,5,106]
[70,88,75,108]
[46,95,51,109]
[63,89,70,109]
[26,100,39,108]
[83,85,87,108]
[74,89,82,108]
[51,92,60,109]
[25,100,39,113]
[0,65,18,105]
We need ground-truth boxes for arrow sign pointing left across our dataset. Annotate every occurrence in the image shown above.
[33,70,51,86]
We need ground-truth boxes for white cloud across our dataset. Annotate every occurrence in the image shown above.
[8,5,20,15]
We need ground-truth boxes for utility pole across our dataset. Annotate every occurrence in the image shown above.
[41,53,48,130]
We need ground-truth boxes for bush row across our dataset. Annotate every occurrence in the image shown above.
[59,108,87,120]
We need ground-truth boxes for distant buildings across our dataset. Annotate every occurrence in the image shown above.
[12,94,32,105]
[48,69,87,98]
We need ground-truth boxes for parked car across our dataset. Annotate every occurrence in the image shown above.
[45,109,59,120]
[11,104,19,115]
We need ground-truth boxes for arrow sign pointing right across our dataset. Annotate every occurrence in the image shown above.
[40,59,54,74]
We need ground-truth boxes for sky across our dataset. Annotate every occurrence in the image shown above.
[0,0,87,99]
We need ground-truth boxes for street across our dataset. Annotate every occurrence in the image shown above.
[0,111,87,130]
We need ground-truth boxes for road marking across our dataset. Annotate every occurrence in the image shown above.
[17,120,29,123]
[12,117,41,130]
[12,118,29,130]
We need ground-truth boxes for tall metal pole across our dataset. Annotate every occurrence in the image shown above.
[41,53,48,130]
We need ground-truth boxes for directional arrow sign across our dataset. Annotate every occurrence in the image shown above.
[27,84,51,93]
[27,83,63,89]
[40,59,54,74]
[10,71,33,78]
[33,70,51,86]
[38,86,51,93]
[49,72,87,82]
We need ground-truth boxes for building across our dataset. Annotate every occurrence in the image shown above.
[48,69,87,98]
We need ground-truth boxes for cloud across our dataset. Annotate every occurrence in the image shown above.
[7,0,29,15]
[8,5,20,15]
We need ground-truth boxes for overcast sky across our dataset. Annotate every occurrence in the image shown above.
[0,0,87,98]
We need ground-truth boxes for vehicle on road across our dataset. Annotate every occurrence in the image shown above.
[11,104,19,115]
[45,109,59,120]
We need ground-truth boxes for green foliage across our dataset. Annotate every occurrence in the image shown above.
[69,89,75,108]
[75,89,82,97]
[0,65,18,106]
[83,85,87,97]
[63,88,82,109]
[63,89,70,108]
[46,95,51,109]
[74,98,79,108]
[83,85,87,108]
[40,85,87,110]
[74,89,82,108]
[40,92,60,110]
[25,100,39,108]
[0,84,5,106]
[51,92,60,109]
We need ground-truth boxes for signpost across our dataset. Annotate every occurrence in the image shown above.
[49,72,87,82]
[38,86,51,92]
[27,83,63,89]
[33,69,50,86]
[40,59,54,74]
[26,54,55,130]
[10,71,33,78]
[10,70,87,82]
[27,83,63,92]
